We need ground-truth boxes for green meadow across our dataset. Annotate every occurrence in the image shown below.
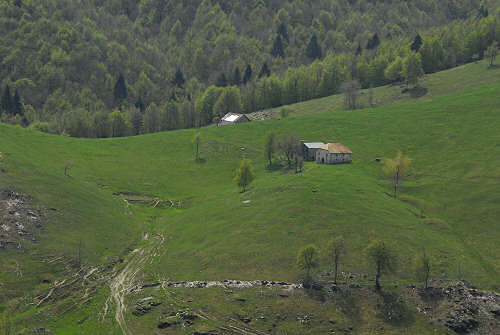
[0,60,499,334]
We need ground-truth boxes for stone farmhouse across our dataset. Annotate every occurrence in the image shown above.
[316,143,352,164]
[220,113,251,126]
[301,142,325,161]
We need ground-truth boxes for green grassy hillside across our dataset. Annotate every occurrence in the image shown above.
[0,61,499,334]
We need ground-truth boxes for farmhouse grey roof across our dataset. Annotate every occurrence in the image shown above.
[303,142,325,149]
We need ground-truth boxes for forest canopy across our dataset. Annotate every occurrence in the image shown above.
[0,0,498,137]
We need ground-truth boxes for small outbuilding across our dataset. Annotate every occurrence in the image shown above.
[316,143,352,164]
[301,142,325,161]
[220,113,251,126]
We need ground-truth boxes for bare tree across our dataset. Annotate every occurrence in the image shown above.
[265,133,276,168]
[415,250,432,289]
[368,85,375,107]
[341,80,361,110]
[193,133,201,161]
[294,154,303,173]
[64,161,73,177]
[280,134,300,168]
[327,236,347,285]
[485,41,499,67]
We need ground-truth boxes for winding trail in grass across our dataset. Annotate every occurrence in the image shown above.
[104,233,165,335]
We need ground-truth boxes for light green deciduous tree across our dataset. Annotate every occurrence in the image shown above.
[234,159,255,192]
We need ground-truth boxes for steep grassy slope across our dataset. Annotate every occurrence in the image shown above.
[0,61,499,334]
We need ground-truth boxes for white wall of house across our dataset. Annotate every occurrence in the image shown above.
[315,150,352,164]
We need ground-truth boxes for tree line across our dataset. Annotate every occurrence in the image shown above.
[0,1,497,137]
[297,238,434,290]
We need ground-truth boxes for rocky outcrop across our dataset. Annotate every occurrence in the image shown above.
[413,281,500,334]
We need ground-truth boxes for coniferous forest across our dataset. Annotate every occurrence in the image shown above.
[0,0,499,137]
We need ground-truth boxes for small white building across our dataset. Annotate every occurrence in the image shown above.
[316,143,352,164]
[220,113,251,126]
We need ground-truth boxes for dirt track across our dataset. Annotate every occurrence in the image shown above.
[104,233,165,335]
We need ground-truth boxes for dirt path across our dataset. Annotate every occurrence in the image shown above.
[103,233,165,335]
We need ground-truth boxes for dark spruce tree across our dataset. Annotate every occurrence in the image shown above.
[135,97,145,113]
[1,85,13,115]
[479,5,488,17]
[216,73,228,87]
[366,33,380,49]
[355,43,362,56]
[306,35,322,60]
[243,64,253,84]
[258,63,271,78]
[277,23,289,43]
[411,34,423,52]
[232,67,241,86]
[271,35,285,58]
[13,89,23,116]
[113,74,128,105]
[172,69,185,88]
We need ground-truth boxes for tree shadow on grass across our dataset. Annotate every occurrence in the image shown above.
[195,158,206,164]
[488,64,500,69]
[337,287,362,323]
[409,86,428,99]
[377,291,415,327]
[266,162,285,171]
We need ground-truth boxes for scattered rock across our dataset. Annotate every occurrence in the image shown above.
[237,315,251,323]
[0,188,43,250]
[296,315,312,324]
[133,297,162,316]
[157,316,181,329]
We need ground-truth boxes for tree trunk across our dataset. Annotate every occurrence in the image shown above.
[334,255,339,285]
[375,262,381,290]
[393,166,400,198]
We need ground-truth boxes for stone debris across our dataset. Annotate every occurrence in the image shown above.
[162,280,302,290]
[296,315,312,324]
[246,110,276,121]
[413,281,500,334]
[0,188,43,250]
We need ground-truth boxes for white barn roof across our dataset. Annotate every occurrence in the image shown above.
[303,142,325,149]
[222,113,247,122]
